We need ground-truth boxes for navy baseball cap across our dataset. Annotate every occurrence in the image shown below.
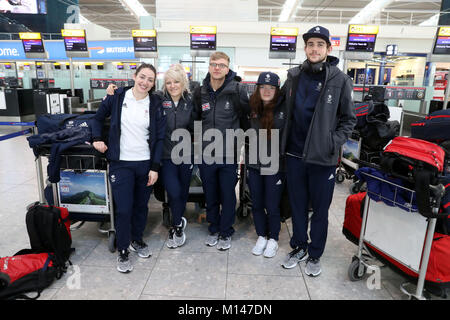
[302,26,331,45]
[257,72,280,87]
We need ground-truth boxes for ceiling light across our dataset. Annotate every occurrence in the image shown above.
[279,0,302,22]
[119,0,150,19]
[349,0,394,25]
[419,13,439,26]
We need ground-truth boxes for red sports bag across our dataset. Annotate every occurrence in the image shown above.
[0,252,59,300]
[381,137,447,217]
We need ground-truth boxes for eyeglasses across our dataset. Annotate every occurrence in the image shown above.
[209,63,229,69]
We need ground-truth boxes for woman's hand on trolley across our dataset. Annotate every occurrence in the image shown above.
[93,141,108,153]
[147,170,158,186]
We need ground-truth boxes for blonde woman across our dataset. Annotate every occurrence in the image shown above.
[159,64,194,249]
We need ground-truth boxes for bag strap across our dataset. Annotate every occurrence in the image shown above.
[415,169,433,218]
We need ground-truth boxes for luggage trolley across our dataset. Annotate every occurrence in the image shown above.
[348,170,445,300]
[34,144,117,253]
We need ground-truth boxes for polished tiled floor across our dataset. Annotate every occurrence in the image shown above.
[0,129,447,300]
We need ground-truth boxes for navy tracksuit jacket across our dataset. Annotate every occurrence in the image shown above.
[92,87,166,251]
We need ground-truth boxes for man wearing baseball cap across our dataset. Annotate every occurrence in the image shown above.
[280,26,356,276]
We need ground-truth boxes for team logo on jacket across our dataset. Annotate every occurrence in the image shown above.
[163,101,172,109]
[202,103,211,111]
[316,82,322,92]
[224,101,231,110]
[278,112,284,120]
[326,94,333,104]
[110,175,116,183]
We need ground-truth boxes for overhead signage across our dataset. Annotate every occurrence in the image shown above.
[132,29,157,53]
[190,26,216,51]
[331,37,341,47]
[345,25,378,52]
[270,27,298,52]
[61,29,88,52]
[0,40,136,60]
[386,44,398,56]
[432,26,450,55]
[19,32,45,53]
[384,86,426,100]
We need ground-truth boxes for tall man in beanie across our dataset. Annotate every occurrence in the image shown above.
[280,26,356,276]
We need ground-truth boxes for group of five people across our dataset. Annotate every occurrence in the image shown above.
[92,25,356,276]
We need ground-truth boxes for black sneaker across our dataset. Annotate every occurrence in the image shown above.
[117,249,133,273]
[173,217,187,247]
[281,247,308,269]
[305,257,321,277]
[129,240,152,258]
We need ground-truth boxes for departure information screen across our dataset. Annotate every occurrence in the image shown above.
[19,33,44,53]
[345,25,378,52]
[132,30,157,52]
[269,27,298,52]
[346,34,376,52]
[190,26,216,50]
[270,35,297,52]
[62,29,88,52]
[190,34,216,50]
[433,27,450,55]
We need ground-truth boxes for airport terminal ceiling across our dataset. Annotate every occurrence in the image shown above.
[77,0,443,38]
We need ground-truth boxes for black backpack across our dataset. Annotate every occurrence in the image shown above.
[0,204,73,300]
[25,203,73,268]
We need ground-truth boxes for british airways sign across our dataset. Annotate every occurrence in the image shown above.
[0,40,135,60]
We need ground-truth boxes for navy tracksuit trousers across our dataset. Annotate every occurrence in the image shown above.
[109,160,153,251]
[247,168,285,241]
[286,155,335,259]
[160,159,193,227]
[199,163,238,238]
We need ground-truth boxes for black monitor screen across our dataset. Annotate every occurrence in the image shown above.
[4,64,11,69]
[22,39,44,53]
[64,36,88,52]
[346,33,377,52]
[433,29,450,55]
[117,65,124,70]
[133,36,157,52]
[270,35,297,52]
[0,0,46,14]
[190,34,216,50]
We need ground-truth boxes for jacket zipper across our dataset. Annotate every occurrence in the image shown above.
[303,67,329,159]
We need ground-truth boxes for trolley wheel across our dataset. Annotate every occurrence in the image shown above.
[349,182,360,194]
[348,258,366,281]
[162,207,172,228]
[336,172,345,184]
[108,231,116,253]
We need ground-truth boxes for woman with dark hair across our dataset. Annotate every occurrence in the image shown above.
[92,63,166,273]
[247,71,287,258]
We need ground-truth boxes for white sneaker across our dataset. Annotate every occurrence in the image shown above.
[252,236,268,256]
[263,239,279,258]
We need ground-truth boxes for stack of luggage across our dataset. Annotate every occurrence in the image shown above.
[342,109,450,298]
